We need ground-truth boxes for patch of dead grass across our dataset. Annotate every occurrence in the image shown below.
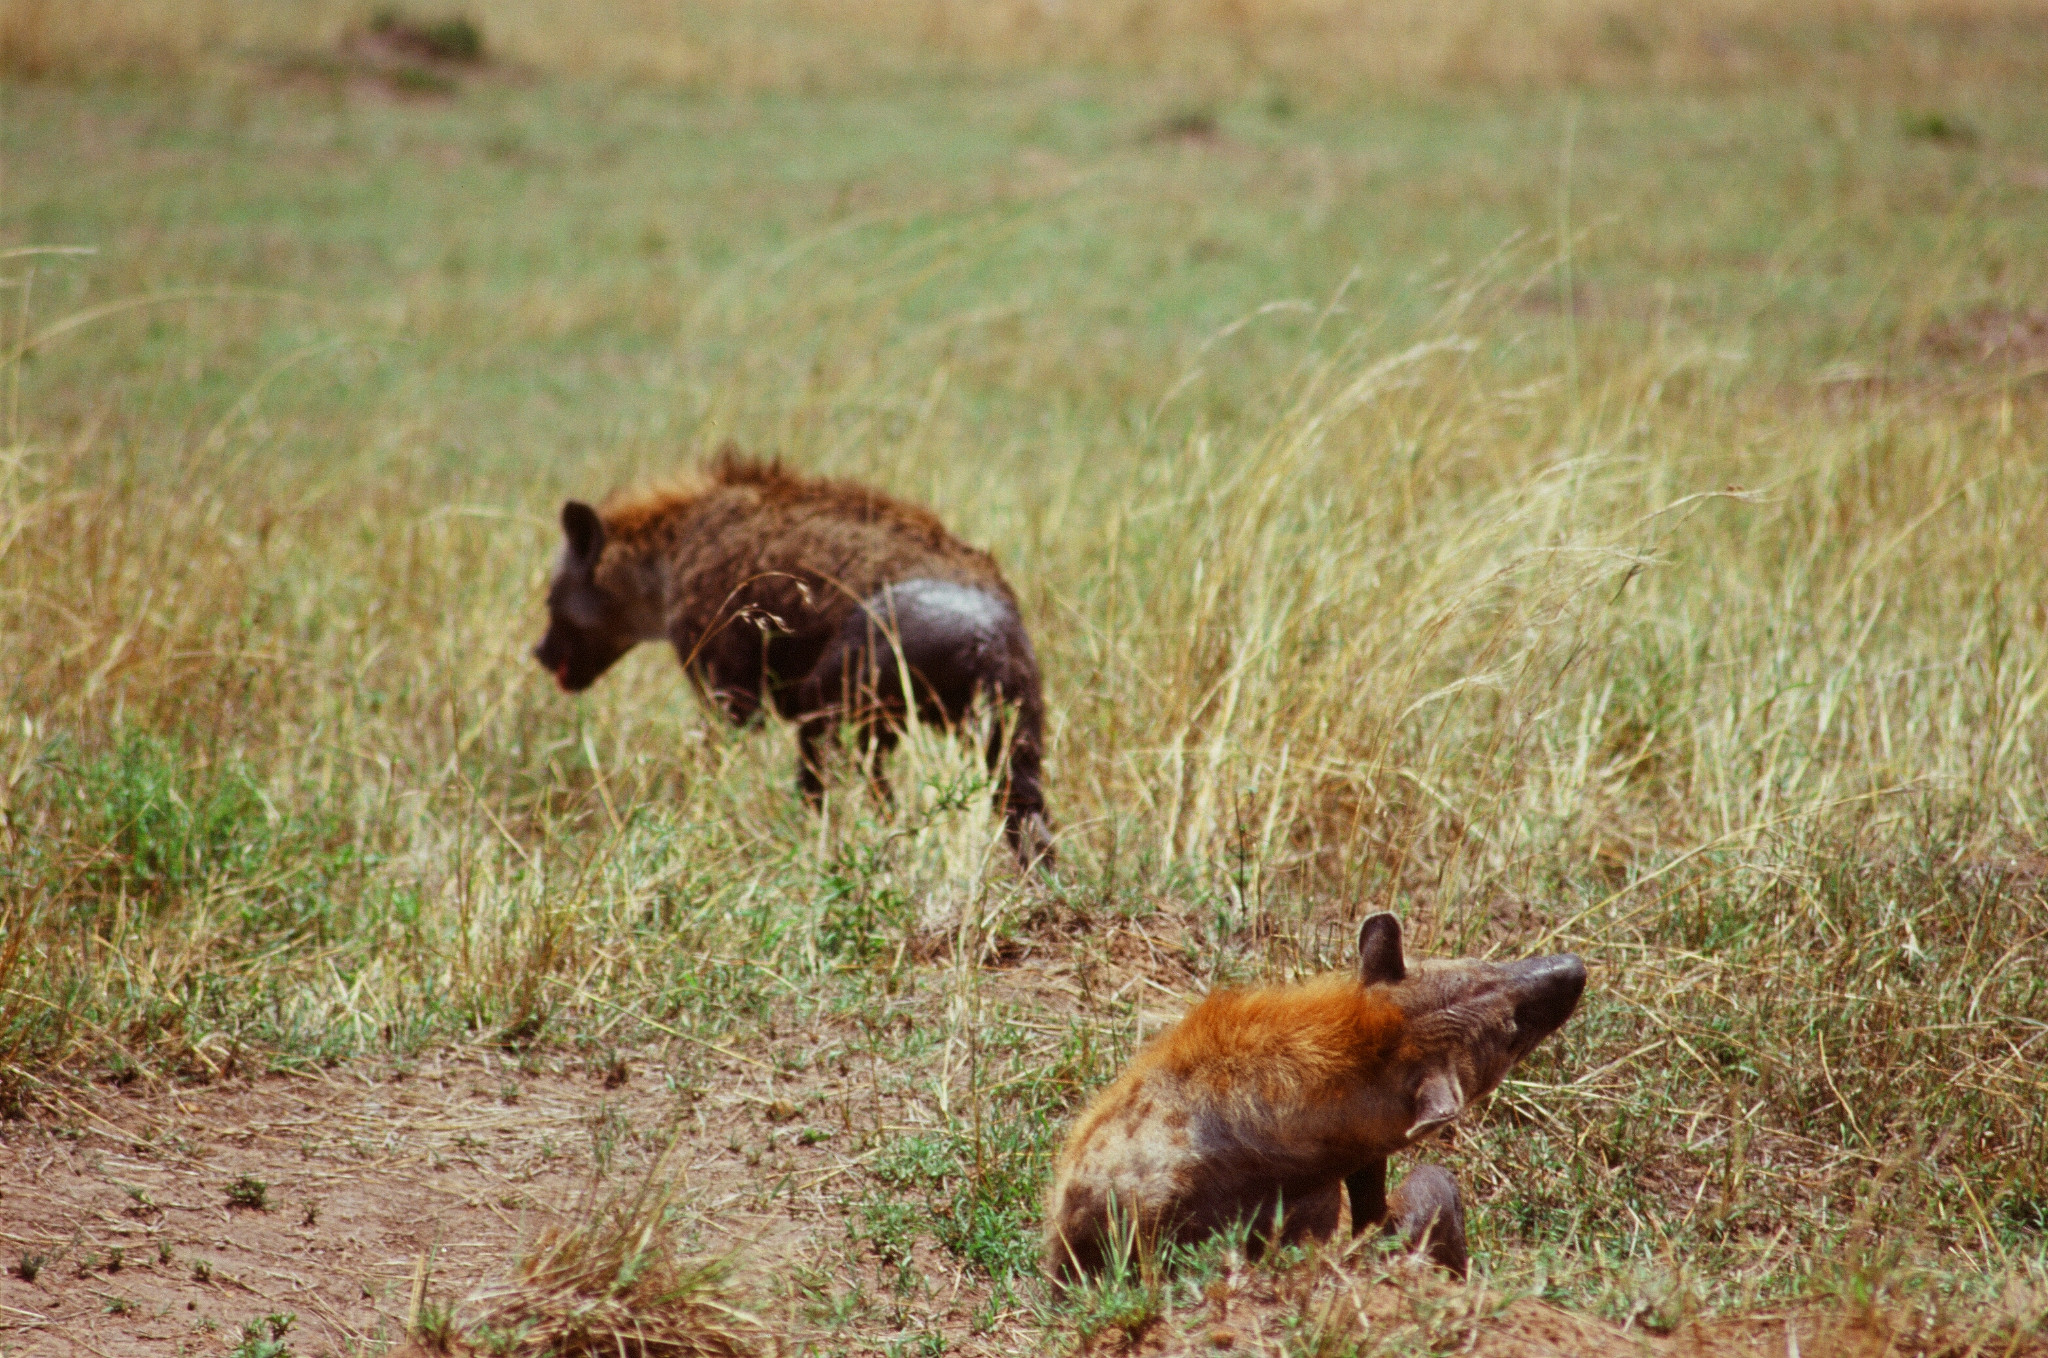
[457,1146,774,1357]
[1922,306,2048,369]
[6,0,2048,90]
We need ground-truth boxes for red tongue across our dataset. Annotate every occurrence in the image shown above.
[554,663,572,690]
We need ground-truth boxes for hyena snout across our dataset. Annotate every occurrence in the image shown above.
[531,623,624,694]
[1507,954,1586,1054]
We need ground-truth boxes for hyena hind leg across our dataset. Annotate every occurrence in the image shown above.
[795,716,831,810]
[856,721,899,805]
[984,703,1054,870]
[1273,1182,1343,1250]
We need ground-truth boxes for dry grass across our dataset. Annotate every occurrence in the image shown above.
[5,0,2048,90]
[1,12,2046,1350]
[1053,1220,2048,1355]
[454,1145,773,1358]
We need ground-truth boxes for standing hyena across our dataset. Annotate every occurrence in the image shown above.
[1042,913,1585,1279]
[531,452,1053,865]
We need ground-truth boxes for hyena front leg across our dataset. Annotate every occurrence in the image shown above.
[1388,1166,1467,1278]
[1272,1182,1343,1250]
[1346,1160,1389,1235]
[1228,1184,1343,1261]
[1347,1160,1467,1278]
[795,716,831,809]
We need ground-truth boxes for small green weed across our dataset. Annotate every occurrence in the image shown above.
[229,1313,295,1358]
[818,842,914,964]
[1899,110,1979,144]
[1055,1264,1167,1349]
[852,1198,925,1293]
[412,1297,459,1349]
[226,1176,269,1211]
[370,9,484,63]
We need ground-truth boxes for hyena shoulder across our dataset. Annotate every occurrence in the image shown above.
[1150,975,1404,1096]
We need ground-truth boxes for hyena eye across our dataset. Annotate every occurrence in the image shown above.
[563,592,611,630]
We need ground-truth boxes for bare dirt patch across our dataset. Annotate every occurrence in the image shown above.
[0,1049,807,1358]
[1922,306,2048,371]
[271,10,508,100]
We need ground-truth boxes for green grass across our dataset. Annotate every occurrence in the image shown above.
[4,24,2048,1348]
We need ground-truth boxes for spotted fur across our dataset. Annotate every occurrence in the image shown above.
[1042,914,1585,1279]
[531,451,1052,863]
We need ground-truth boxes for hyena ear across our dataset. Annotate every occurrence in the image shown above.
[1406,1069,1464,1141]
[1357,912,1405,985]
[561,500,605,562]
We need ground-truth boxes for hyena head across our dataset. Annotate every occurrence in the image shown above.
[532,501,652,693]
[1355,912,1585,1148]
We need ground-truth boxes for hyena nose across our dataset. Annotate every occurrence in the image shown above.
[1510,954,1586,1039]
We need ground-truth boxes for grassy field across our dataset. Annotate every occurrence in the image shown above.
[3,2,2048,1353]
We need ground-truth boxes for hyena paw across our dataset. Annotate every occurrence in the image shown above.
[1388,1164,1467,1279]
[1007,810,1055,872]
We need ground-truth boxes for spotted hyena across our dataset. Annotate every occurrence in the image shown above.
[531,452,1052,865]
[1042,913,1585,1278]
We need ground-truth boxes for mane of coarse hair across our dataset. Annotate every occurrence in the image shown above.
[706,445,801,490]
[706,445,954,538]
[1155,973,1404,1098]
[597,477,712,542]
[597,445,955,544]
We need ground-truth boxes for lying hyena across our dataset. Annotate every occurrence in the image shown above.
[1042,913,1584,1279]
[531,452,1053,865]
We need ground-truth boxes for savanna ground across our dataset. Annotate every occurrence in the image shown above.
[4,1,2048,1354]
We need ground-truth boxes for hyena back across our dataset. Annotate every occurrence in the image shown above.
[1041,913,1584,1279]
[530,453,1052,865]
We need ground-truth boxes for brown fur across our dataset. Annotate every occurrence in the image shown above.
[532,451,1052,862]
[601,455,1008,693]
[1041,914,1584,1279]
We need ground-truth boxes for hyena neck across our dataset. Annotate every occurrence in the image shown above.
[1175,979,1405,1113]
[593,532,674,643]
[599,489,724,640]
[1272,983,1415,1159]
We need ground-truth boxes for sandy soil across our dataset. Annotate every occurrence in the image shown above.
[4,1028,2038,1358]
[0,1049,797,1357]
